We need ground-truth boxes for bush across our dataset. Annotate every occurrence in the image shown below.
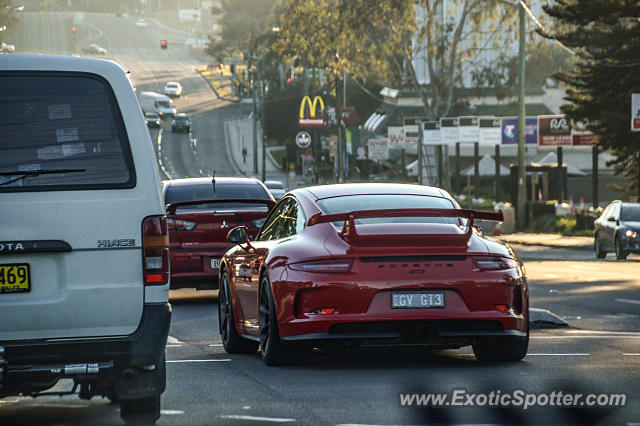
[530,215,557,233]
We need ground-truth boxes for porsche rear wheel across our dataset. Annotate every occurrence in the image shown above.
[472,336,528,362]
[259,274,288,366]
[218,271,258,354]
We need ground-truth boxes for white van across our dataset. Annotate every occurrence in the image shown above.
[0,55,170,424]
[139,91,176,119]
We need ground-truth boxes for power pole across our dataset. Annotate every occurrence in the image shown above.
[516,1,527,230]
[260,53,266,182]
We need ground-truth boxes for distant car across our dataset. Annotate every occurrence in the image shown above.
[1,42,16,53]
[136,18,148,27]
[160,39,168,49]
[144,111,161,128]
[164,81,182,97]
[594,201,640,260]
[264,180,286,200]
[81,43,107,55]
[171,113,191,133]
[163,177,275,290]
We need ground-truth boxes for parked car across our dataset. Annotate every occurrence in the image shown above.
[171,113,190,133]
[163,177,275,290]
[1,42,15,53]
[0,54,170,424]
[136,18,148,27]
[144,111,161,128]
[594,201,640,260]
[138,91,175,119]
[264,180,286,200]
[163,81,182,97]
[81,43,107,55]
[219,183,528,365]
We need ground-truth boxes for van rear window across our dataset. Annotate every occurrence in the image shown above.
[0,72,135,191]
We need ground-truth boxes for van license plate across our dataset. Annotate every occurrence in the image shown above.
[391,292,444,309]
[0,264,30,293]
[210,259,220,269]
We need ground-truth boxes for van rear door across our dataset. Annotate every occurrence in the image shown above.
[0,71,152,340]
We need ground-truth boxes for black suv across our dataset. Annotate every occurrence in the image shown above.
[171,113,190,133]
[594,201,640,260]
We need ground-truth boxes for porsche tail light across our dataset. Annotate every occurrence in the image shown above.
[168,218,197,231]
[142,215,169,286]
[307,308,336,315]
[289,260,353,273]
[472,256,517,271]
[495,304,509,312]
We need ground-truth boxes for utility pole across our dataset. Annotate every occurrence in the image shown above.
[260,53,266,182]
[516,1,527,230]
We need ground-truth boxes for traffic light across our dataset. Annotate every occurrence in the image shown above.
[72,27,77,33]
[160,40,167,49]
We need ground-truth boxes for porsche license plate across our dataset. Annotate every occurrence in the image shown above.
[391,292,444,309]
[210,259,220,269]
[0,263,30,293]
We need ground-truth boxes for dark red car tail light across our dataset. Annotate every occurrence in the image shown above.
[289,259,353,273]
[167,218,197,231]
[142,215,169,286]
[472,256,517,271]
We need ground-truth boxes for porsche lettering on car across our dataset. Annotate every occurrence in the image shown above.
[218,183,529,365]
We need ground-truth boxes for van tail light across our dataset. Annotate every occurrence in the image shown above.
[142,215,169,286]
[472,256,517,271]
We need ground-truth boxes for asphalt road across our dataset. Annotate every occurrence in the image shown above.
[2,10,640,426]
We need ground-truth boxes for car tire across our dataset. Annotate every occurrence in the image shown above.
[615,236,629,260]
[120,395,160,425]
[472,336,529,362]
[218,271,258,354]
[259,274,288,366]
[594,235,606,259]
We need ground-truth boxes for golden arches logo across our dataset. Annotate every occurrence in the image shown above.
[299,96,325,127]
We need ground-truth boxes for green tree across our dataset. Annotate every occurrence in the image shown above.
[542,0,640,198]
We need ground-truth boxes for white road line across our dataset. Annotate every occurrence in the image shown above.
[167,336,183,344]
[166,344,182,348]
[565,330,640,335]
[219,415,295,423]
[209,343,223,347]
[615,298,640,306]
[161,410,185,415]
[623,353,640,356]
[526,353,590,356]
[532,335,640,339]
[167,359,231,363]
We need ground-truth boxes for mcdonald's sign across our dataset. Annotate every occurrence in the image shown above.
[299,96,325,128]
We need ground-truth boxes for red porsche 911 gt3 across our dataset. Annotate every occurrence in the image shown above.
[218,183,528,365]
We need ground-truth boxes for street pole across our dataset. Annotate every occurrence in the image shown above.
[260,53,266,182]
[252,68,258,175]
[516,1,527,230]
[418,120,424,185]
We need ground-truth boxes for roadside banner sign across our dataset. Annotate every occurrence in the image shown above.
[295,131,312,149]
[478,117,501,146]
[422,121,441,145]
[367,137,389,160]
[458,116,479,143]
[356,145,368,160]
[403,117,423,145]
[501,116,538,145]
[439,117,458,145]
[538,115,571,146]
[572,131,598,146]
[387,126,405,147]
[632,93,640,131]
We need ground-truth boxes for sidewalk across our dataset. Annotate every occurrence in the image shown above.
[496,233,593,250]
[195,65,238,101]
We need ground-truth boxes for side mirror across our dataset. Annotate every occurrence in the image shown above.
[607,217,617,223]
[227,226,248,244]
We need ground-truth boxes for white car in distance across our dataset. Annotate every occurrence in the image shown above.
[164,81,183,97]
[136,18,148,27]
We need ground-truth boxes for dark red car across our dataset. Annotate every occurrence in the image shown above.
[163,177,275,290]
[218,183,529,365]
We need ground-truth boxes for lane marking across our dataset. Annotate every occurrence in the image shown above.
[565,330,640,335]
[615,298,640,306]
[161,410,185,415]
[167,336,183,344]
[526,353,590,356]
[209,343,223,347]
[532,336,640,339]
[166,344,182,348]
[167,359,231,363]
[219,415,295,423]
[623,353,640,356]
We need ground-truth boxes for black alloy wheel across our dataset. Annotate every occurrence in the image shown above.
[259,274,287,365]
[218,271,258,353]
[615,236,629,260]
[594,235,606,259]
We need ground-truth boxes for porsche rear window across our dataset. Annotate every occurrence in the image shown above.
[0,72,135,192]
[317,194,460,225]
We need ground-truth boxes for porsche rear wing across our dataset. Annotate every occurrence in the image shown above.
[307,208,504,247]
[166,199,276,215]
